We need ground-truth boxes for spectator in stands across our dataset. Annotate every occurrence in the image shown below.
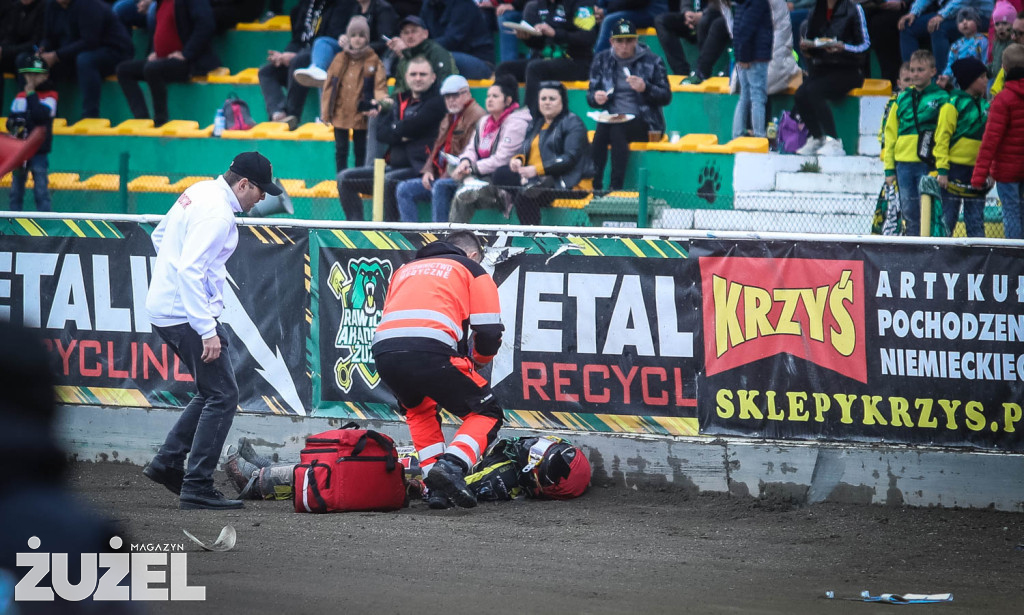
[6,54,56,212]
[935,57,989,236]
[115,0,220,128]
[320,16,388,173]
[210,0,265,33]
[491,81,594,225]
[493,0,529,63]
[990,12,1024,95]
[494,0,600,116]
[587,19,671,192]
[112,0,156,36]
[879,61,912,158]
[766,0,800,94]
[653,0,732,81]
[884,49,948,236]
[337,56,446,220]
[38,0,133,119]
[731,0,772,138]
[0,0,46,111]
[420,0,496,79]
[593,0,669,53]
[989,1,1016,76]
[390,0,420,19]
[793,0,870,156]
[863,0,907,86]
[972,43,1024,238]
[257,0,349,130]
[898,0,993,75]
[292,0,399,87]
[395,74,486,221]
[936,8,988,87]
[789,0,815,56]
[387,15,457,93]
[447,74,532,223]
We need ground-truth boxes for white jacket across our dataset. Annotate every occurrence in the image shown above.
[146,176,241,339]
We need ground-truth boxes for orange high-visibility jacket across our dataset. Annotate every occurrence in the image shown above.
[372,242,503,364]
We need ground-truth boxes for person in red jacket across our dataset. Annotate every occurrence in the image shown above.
[971,43,1024,239]
[371,231,504,509]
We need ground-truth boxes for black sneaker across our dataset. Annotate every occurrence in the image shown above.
[426,489,453,510]
[143,462,184,495]
[424,458,476,509]
[180,488,244,510]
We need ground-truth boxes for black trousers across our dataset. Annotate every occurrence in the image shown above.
[794,67,864,140]
[654,8,730,77]
[491,164,588,226]
[591,117,648,191]
[495,57,590,114]
[152,323,239,493]
[116,57,191,126]
[336,164,419,221]
[865,5,907,86]
[333,127,369,173]
[257,49,313,119]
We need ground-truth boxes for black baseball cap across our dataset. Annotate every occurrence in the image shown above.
[399,15,427,30]
[229,152,282,196]
[610,19,638,39]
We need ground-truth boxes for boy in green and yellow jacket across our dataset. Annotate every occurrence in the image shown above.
[935,57,990,237]
[884,49,949,236]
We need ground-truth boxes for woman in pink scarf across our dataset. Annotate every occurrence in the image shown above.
[444,73,532,223]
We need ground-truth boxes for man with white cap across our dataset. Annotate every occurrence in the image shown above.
[143,151,281,510]
[395,74,485,221]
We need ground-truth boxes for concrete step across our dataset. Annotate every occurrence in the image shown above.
[816,155,884,175]
[858,136,882,158]
[733,191,877,215]
[775,171,881,194]
[692,209,870,235]
[732,152,812,192]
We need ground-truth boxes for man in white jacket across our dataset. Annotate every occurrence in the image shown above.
[143,151,282,510]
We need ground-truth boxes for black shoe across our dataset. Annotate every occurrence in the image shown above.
[180,488,244,510]
[426,489,453,510]
[424,458,476,509]
[143,462,184,495]
[259,10,276,23]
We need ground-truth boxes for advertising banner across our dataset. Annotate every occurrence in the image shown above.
[0,217,311,415]
[693,239,1024,451]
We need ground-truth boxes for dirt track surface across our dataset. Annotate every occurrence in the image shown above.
[69,462,1024,615]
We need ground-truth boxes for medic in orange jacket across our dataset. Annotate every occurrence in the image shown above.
[372,239,503,364]
[371,234,504,508]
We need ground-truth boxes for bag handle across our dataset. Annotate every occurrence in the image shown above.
[353,431,398,472]
[304,461,330,512]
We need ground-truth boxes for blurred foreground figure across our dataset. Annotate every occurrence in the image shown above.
[0,320,133,614]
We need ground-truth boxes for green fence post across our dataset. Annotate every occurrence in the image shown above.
[637,167,649,228]
[119,151,131,214]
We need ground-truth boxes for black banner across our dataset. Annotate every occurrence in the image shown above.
[693,239,1024,451]
[490,253,700,417]
[0,220,311,414]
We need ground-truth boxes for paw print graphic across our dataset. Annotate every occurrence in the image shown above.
[696,163,721,205]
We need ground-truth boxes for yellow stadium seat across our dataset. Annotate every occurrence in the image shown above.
[152,120,202,137]
[564,80,589,90]
[56,118,113,136]
[645,133,718,152]
[128,176,172,192]
[551,193,593,209]
[48,173,81,189]
[197,67,231,82]
[467,79,494,88]
[207,67,260,84]
[167,176,213,192]
[637,28,656,36]
[235,15,290,31]
[309,180,340,198]
[851,79,892,97]
[671,76,731,94]
[291,122,335,141]
[113,119,156,135]
[80,174,120,191]
[696,136,769,154]
[279,179,316,197]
